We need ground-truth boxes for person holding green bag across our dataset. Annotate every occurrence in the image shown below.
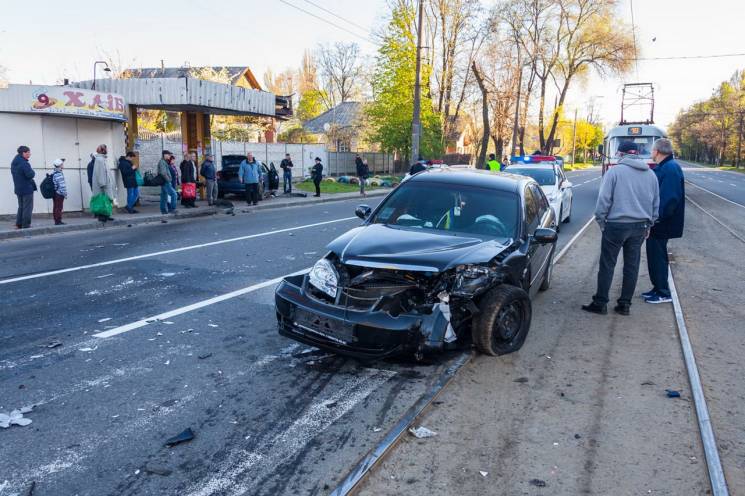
[91,144,114,221]
[118,151,140,214]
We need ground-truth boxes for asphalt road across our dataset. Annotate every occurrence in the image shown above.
[0,168,602,496]
[680,160,745,206]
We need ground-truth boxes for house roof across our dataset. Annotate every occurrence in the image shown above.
[303,101,363,134]
[121,66,262,90]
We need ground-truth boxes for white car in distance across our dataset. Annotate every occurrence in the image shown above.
[505,162,573,232]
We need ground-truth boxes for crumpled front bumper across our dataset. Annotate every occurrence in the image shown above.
[275,274,452,360]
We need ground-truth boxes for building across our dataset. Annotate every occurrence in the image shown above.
[303,102,364,152]
[0,84,128,216]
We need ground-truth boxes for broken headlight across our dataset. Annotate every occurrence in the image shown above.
[451,264,498,297]
[308,258,339,298]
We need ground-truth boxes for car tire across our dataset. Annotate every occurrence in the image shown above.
[472,285,532,356]
[539,246,555,291]
[563,198,572,223]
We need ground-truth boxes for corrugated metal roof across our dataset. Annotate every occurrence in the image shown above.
[72,78,275,117]
[304,102,363,134]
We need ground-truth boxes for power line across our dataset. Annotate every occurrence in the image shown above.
[629,0,638,78]
[278,0,375,44]
[635,52,745,61]
[300,0,370,34]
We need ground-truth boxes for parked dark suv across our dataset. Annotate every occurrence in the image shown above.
[275,168,558,360]
[217,154,269,199]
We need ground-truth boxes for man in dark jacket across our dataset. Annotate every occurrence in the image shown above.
[280,153,294,194]
[118,151,140,213]
[310,157,323,197]
[644,138,685,304]
[11,145,35,229]
[180,153,197,208]
[200,154,217,206]
[356,157,369,196]
[409,157,426,175]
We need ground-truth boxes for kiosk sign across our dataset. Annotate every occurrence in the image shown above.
[29,86,126,121]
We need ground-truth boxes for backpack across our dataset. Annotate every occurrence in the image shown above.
[40,173,55,199]
[144,170,165,186]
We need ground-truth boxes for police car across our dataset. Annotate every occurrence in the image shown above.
[505,155,573,232]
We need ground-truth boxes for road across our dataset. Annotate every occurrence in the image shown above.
[0,168,602,496]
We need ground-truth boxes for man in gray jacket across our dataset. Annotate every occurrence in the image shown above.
[582,141,660,316]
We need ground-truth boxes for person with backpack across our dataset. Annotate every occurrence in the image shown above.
[200,153,217,206]
[310,157,323,197]
[356,157,369,196]
[180,152,197,208]
[158,150,177,214]
[118,151,139,214]
[11,145,36,229]
[50,158,68,225]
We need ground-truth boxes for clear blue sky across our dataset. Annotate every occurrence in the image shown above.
[2,0,744,129]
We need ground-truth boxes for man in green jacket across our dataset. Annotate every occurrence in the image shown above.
[486,154,501,171]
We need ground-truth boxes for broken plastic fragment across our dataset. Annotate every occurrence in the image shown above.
[408,426,437,439]
[207,324,219,328]
[479,471,488,477]
[164,428,195,447]
[40,341,62,349]
[373,427,382,433]
[665,389,681,398]
[78,347,97,352]
[0,409,33,428]
[98,317,112,323]
[529,479,547,487]
[198,353,212,360]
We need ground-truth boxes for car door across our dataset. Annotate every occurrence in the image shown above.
[525,184,553,296]
[557,167,572,216]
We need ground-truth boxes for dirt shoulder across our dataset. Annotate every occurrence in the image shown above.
[357,223,708,496]
[671,187,745,491]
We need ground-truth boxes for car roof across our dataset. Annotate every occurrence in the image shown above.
[506,162,558,171]
[407,167,533,193]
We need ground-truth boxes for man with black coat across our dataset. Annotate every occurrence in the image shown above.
[409,156,426,175]
[280,153,294,193]
[200,154,218,206]
[310,157,323,197]
[643,138,685,304]
[118,151,139,213]
[11,145,36,229]
[356,157,369,196]
[180,152,197,208]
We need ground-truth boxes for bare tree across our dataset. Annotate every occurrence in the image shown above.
[317,42,363,108]
[472,62,490,168]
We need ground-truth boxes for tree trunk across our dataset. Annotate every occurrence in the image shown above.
[537,77,548,152]
[544,77,572,153]
[472,62,489,170]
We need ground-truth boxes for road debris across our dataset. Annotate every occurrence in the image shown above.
[78,347,97,352]
[479,471,488,477]
[373,427,382,432]
[207,324,219,328]
[529,478,547,487]
[98,317,112,323]
[513,377,529,383]
[408,426,437,439]
[0,406,34,428]
[641,380,655,386]
[143,465,172,476]
[665,389,681,398]
[164,428,195,447]
[198,353,212,360]
[39,340,62,349]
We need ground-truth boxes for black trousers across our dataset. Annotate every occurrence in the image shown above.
[245,183,259,204]
[646,237,670,297]
[313,179,321,196]
[593,221,648,306]
[16,193,33,228]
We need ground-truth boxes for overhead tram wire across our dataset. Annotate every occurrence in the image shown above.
[629,0,639,78]
[278,0,376,45]
[635,52,745,61]
[300,0,371,34]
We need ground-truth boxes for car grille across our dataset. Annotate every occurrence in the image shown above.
[338,281,416,310]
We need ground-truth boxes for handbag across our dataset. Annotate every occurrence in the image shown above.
[182,182,196,200]
[90,193,113,217]
[135,169,144,187]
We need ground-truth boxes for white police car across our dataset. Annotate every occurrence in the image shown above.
[505,157,573,232]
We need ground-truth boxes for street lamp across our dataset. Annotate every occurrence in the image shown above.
[92,61,111,90]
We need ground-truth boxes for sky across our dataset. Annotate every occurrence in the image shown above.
[1,0,744,130]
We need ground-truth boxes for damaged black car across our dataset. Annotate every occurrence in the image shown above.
[275,168,557,360]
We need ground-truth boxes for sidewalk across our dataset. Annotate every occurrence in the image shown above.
[357,223,707,495]
[0,188,391,241]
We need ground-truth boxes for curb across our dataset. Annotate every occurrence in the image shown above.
[0,189,391,241]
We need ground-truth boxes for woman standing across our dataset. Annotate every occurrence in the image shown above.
[179,152,197,208]
[310,157,323,197]
[91,144,114,222]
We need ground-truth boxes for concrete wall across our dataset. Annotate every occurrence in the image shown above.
[1,113,126,216]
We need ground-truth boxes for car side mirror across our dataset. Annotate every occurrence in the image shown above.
[533,227,557,244]
[355,205,372,220]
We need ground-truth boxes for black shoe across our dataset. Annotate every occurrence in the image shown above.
[581,302,607,315]
[55,221,66,225]
[107,216,115,221]
[130,209,139,214]
[614,304,630,316]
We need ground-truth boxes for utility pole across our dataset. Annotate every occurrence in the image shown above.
[410,0,424,165]
[571,108,578,165]
[510,44,522,158]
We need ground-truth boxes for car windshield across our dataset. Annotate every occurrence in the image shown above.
[370,181,518,239]
[610,136,655,158]
[505,167,556,186]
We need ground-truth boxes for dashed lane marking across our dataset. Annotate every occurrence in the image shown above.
[686,181,745,210]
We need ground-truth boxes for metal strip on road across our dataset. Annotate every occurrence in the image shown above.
[686,196,745,244]
[0,217,355,286]
[686,181,745,210]
[668,271,729,496]
[93,269,309,338]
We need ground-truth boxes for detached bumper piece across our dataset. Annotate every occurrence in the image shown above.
[275,274,454,360]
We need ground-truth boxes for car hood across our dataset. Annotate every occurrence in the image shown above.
[327,223,511,272]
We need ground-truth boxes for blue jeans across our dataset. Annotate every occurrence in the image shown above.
[160,183,177,214]
[126,187,139,211]
[283,171,292,193]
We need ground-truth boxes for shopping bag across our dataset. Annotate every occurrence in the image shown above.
[90,193,113,217]
[182,182,196,200]
[135,169,144,186]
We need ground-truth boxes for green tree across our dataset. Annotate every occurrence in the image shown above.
[366,2,443,161]
[297,88,327,121]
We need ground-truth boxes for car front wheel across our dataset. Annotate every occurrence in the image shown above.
[472,285,532,356]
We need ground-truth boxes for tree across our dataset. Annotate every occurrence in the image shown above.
[471,62,490,168]
[367,2,443,161]
[317,42,363,108]
[296,88,328,121]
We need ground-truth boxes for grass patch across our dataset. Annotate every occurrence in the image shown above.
[295,181,380,194]
[719,166,745,174]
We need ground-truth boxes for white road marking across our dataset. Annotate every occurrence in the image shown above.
[686,196,745,244]
[555,216,595,264]
[0,217,355,286]
[93,269,309,338]
[686,180,745,210]
[186,368,396,496]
